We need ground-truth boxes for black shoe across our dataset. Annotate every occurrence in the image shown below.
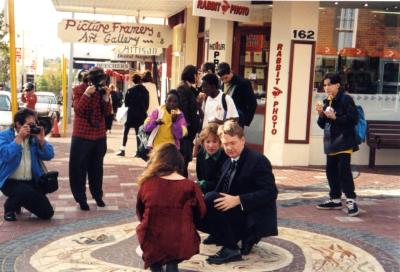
[4,212,17,221]
[206,246,242,264]
[116,150,125,156]
[241,240,258,255]
[203,235,219,245]
[79,202,90,211]
[317,199,343,210]
[346,200,359,217]
[166,261,179,272]
[95,198,106,207]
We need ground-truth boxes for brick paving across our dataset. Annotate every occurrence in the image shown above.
[0,123,399,271]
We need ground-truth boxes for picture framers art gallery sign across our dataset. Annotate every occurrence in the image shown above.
[193,0,251,22]
[58,19,172,47]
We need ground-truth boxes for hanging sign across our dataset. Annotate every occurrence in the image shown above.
[271,43,284,136]
[94,62,130,70]
[113,45,163,60]
[193,0,251,22]
[58,19,172,47]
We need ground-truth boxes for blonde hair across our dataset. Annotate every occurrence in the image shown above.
[137,143,184,187]
[217,120,244,138]
[198,123,221,146]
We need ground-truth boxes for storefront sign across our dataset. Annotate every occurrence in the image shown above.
[58,19,172,47]
[210,42,225,65]
[113,45,162,60]
[193,0,251,22]
[271,43,284,135]
[94,62,130,70]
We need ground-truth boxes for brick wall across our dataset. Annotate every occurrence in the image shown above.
[317,8,400,53]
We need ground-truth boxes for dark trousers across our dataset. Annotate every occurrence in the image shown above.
[1,179,54,219]
[197,192,245,249]
[69,136,107,203]
[326,153,356,199]
[122,125,139,151]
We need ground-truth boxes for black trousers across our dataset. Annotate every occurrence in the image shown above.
[122,125,139,151]
[326,153,356,199]
[1,179,54,219]
[197,192,245,249]
[69,136,107,203]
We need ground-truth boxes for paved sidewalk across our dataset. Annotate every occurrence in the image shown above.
[0,124,399,272]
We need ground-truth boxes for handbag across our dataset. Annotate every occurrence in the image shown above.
[136,125,150,161]
[38,160,59,194]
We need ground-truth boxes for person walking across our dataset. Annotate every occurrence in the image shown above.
[136,143,206,272]
[315,73,360,216]
[116,75,149,157]
[0,108,54,221]
[69,67,112,211]
[217,62,257,128]
[142,71,159,115]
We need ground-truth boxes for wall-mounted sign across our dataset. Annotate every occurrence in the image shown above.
[58,19,172,47]
[95,62,130,70]
[193,0,251,22]
[113,45,163,60]
[209,42,226,65]
[271,43,284,135]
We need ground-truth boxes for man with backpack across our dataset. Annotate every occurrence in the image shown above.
[315,73,360,217]
[201,73,238,128]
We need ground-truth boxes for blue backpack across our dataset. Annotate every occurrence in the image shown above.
[354,105,367,145]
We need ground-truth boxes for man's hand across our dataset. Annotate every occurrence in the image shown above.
[15,123,30,144]
[214,193,241,211]
[324,110,336,120]
[33,126,46,147]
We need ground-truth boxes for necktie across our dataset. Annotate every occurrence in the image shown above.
[220,160,237,193]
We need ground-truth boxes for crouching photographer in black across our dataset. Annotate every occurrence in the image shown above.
[69,67,112,211]
[0,108,55,221]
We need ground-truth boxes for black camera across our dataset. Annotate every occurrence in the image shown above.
[88,67,107,96]
[29,123,41,134]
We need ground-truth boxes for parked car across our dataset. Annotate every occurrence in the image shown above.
[35,92,61,120]
[0,91,12,131]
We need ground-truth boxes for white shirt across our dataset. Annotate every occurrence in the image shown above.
[9,138,32,180]
[202,91,238,128]
[143,82,159,115]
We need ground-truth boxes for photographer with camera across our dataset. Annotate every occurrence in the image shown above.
[0,108,55,221]
[69,67,112,211]
[21,82,37,110]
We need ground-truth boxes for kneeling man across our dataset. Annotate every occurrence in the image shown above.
[198,120,278,264]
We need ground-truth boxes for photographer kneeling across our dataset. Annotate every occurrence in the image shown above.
[0,108,55,221]
[69,67,112,211]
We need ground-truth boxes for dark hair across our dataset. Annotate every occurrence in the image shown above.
[137,143,185,186]
[202,73,219,89]
[217,62,231,77]
[133,74,142,84]
[142,71,153,83]
[77,70,89,83]
[87,67,106,86]
[202,62,215,74]
[24,82,35,91]
[323,73,341,85]
[13,108,37,126]
[167,89,180,106]
[180,65,197,84]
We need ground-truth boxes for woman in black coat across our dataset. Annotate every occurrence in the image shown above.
[196,124,228,193]
[116,75,149,157]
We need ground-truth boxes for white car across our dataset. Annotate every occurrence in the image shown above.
[0,91,12,131]
[35,92,61,120]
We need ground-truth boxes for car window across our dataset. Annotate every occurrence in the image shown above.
[0,95,11,111]
[37,95,56,104]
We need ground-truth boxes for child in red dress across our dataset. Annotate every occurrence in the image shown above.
[136,143,206,272]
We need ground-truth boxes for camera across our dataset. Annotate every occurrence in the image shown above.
[29,123,41,134]
[87,67,107,96]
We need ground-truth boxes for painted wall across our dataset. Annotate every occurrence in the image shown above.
[207,18,233,65]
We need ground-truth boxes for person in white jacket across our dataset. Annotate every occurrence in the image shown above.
[142,71,159,115]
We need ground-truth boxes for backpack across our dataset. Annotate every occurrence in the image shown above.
[354,105,367,145]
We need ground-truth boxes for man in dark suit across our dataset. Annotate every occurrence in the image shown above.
[197,120,278,264]
[217,62,257,128]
